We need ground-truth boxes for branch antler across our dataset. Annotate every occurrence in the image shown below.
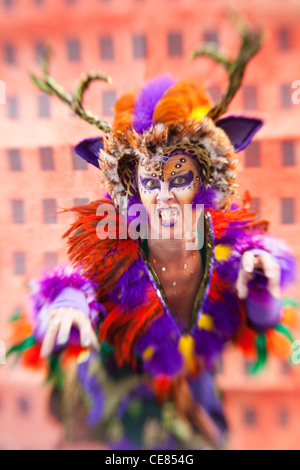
[31,46,113,133]
[190,12,264,121]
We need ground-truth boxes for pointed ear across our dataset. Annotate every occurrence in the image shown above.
[216,116,263,152]
[74,137,104,168]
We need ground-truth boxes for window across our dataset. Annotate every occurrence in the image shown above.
[72,149,88,170]
[243,408,257,426]
[281,198,295,224]
[43,199,57,224]
[18,396,30,414]
[281,361,291,375]
[44,252,57,268]
[35,42,46,63]
[133,35,147,59]
[12,200,25,223]
[8,149,22,171]
[207,86,221,103]
[168,33,183,57]
[244,141,261,167]
[39,147,54,170]
[244,359,253,375]
[249,197,261,218]
[38,95,50,118]
[278,28,291,51]
[0,80,5,105]
[278,408,289,426]
[67,39,80,61]
[242,85,257,110]
[204,31,219,46]
[3,0,14,9]
[4,44,15,64]
[102,90,117,116]
[74,198,90,206]
[282,140,295,166]
[100,37,114,60]
[281,85,292,109]
[7,96,18,119]
[13,252,26,275]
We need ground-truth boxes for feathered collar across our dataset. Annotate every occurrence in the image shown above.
[63,197,264,379]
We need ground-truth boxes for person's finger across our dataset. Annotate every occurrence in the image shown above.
[242,251,255,273]
[78,318,99,351]
[90,330,100,352]
[236,268,253,299]
[56,312,73,346]
[253,252,274,277]
[40,317,61,357]
[267,261,281,298]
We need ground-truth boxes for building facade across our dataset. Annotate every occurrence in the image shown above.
[0,0,299,449]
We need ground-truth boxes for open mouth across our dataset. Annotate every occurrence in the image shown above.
[158,207,180,227]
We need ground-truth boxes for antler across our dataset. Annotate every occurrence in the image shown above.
[190,12,264,121]
[31,46,113,133]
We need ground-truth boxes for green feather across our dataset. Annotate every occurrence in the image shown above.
[45,356,64,390]
[248,334,267,375]
[6,336,36,357]
[282,298,298,308]
[275,323,294,343]
[9,309,23,322]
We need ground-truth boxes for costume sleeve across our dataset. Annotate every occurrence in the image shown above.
[30,264,105,344]
[239,234,297,332]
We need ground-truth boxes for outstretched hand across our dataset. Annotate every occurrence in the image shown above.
[236,251,281,300]
[40,307,99,357]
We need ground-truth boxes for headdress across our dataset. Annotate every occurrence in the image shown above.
[32,15,264,209]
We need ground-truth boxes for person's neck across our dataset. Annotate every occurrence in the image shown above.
[147,237,193,264]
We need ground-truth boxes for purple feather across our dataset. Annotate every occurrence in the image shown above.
[193,329,224,369]
[133,76,175,134]
[108,259,151,310]
[192,186,218,210]
[30,265,104,340]
[135,313,182,377]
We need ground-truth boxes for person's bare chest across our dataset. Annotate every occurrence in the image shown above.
[150,252,203,328]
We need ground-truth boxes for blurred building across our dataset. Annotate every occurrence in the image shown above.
[0,0,299,450]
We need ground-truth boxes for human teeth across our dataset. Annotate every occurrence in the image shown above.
[160,209,178,220]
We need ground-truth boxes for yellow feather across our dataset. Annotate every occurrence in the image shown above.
[215,244,231,261]
[198,314,214,331]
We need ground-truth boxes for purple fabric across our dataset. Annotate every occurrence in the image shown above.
[216,115,263,152]
[188,371,228,434]
[78,356,105,426]
[74,137,104,168]
[133,76,175,134]
[237,248,281,331]
[48,287,90,316]
[246,282,281,332]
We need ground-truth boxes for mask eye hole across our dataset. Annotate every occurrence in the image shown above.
[172,176,187,185]
[144,179,159,189]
